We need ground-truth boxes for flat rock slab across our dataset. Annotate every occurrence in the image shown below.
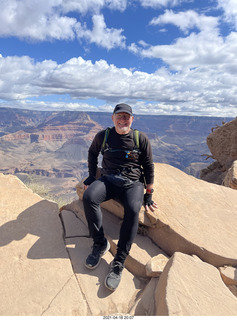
[0,174,86,316]
[60,206,167,315]
[155,252,237,316]
[65,236,147,316]
[148,163,237,267]
[60,207,89,238]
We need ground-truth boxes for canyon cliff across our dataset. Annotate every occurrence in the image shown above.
[0,107,233,202]
[0,113,237,316]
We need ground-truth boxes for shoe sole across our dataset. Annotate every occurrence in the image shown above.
[85,240,111,270]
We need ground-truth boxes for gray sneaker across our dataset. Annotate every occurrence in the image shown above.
[104,260,124,291]
[85,239,110,269]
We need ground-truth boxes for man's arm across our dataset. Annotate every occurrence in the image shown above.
[139,132,158,212]
[84,130,104,186]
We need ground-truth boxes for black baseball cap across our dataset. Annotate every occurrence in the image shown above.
[113,103,133,116]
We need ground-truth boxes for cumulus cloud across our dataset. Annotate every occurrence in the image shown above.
[138,0,186,8]
[0,54,237,116]
[76,14,126,49]
[0,0,76,40]
[0,0,237,117]
[130,9,228,70]
[136,29,228,70]
[217,0,237,29]
[150,9,219,34]
[61,0,128,14]
[0,0,126,48]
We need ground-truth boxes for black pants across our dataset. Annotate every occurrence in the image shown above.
[83,175,144,256]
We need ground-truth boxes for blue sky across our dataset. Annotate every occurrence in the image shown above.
[0,0,237,117]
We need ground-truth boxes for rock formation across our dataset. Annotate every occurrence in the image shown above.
[1,161,237,316]
[1,107,233,203]
[200,117,237,188]
[155,253,237,316]
[0,111,103,201]
[1,112,102,143]
[0,174,84,316]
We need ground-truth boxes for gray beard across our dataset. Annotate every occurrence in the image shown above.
[119,126,130,133]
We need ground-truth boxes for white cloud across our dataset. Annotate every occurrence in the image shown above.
[0,99,113,113]
[138,29,228,70]
[0,0,237,117]
[132,9,229,71]
[138,40,150,47]
[103,0,128,11]
[0,0,77,40]
[0,54,237,117]
[61,0,127,14]
[76,14,126,49]
[138,0,189,8]
[128,43,139,54]
[217,0,237,29]
[150,9,219,34]
[0,0,126,48]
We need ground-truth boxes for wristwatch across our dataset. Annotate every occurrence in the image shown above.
[146,188,154,194]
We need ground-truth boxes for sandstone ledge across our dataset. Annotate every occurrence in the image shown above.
[2,162,237,316]
[156,252,237,316]
[77,163,237,268]
[0,173,85,316]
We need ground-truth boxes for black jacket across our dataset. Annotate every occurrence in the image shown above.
[87,127,154,185]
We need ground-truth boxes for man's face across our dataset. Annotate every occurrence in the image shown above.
[112,112,134,134]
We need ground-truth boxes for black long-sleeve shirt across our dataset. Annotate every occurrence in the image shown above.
[87,127,154,185]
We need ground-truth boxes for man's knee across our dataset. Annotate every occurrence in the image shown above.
[124,196,143,215]
[83,187,93,204]
[83,180,106,205]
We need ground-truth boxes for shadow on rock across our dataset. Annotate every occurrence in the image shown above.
[0,200,68,260]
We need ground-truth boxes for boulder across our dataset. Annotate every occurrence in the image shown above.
[129,278,159,315]
[146,254,169,277]
[206,118,237,169]
[0,173,86,316]
[147,163,237,267]
[223,160,237,189]
[201,117,237,187]
[155,252,237,316]
[200,160,225,185]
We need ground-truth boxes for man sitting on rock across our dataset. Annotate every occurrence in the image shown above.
[83,103,157,291]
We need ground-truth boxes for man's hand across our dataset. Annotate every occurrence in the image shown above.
[144,193,158,212]
[83,175,96,190]
[83,184,88,191]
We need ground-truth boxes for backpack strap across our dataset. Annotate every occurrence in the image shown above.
[133,129,140,149]
[101,127,111,154]
[101,127,139,154]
